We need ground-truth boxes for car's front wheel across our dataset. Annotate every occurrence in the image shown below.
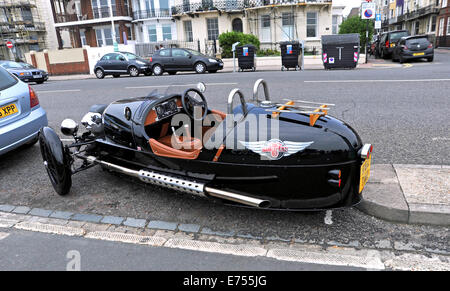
[129,66,139,77]
[153,64,163,76]
[95,68,105,79]
[194,62,206,74]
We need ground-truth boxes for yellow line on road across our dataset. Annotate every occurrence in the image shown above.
[403,63,413,68]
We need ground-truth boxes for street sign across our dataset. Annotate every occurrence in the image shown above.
[375,20,381,29]
[6,41,13,49]
[376,13,381,21]
[361,2,376,19]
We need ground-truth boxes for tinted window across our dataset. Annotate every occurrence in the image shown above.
[0,61,23,69]
[123,52,138,60]
[390,31,409,42]
[406,38,429,46]
[0,67,18,91]
[185,49,204,56]
[159,49,171,57]
[172,49,189,57]
[101,54,116,61]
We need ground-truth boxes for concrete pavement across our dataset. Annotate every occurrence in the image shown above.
[357,164,450,226]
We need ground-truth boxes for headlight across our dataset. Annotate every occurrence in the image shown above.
[208,58,218,63]
[136,60,146,65]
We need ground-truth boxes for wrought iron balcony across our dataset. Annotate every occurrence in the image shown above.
[171,0,331,15]
[133,9,171,20]
[403,4,440,21]
[55,6,131,23]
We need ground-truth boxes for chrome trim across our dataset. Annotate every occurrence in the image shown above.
[227,88,248,128]
[205,187,271,208]
[252,79,271,103]
[360,144,372,159]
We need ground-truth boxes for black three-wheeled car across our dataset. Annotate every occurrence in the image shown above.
[39,80,372,210]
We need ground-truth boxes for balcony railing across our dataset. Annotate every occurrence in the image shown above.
[171,0,331,15]
[55,6,131,23]
[0,22,46,33]
[133,9,171,20]
[402,4,440,21]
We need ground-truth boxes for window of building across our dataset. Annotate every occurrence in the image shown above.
[92,0,116,18]
[207,18,219,40]
[80,29,87,46]
[95,26,120,46]
[428,15,437,32]
[260,14,271,42]
[184,20,193,42]
[306,12,318,38]
[162,25,172,40]
[21,7,33,22]
[148,25,157,42]
[332,15,339,34]
[447,17,450,35]
[442,0,448,8]
[438,17,444,36]
[282,12,294,40]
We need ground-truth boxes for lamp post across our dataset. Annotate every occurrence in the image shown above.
[108,0,118,51]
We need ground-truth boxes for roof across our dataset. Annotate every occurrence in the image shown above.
[321,33,360,45]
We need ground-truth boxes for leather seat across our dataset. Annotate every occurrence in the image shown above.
[158,135,202,151]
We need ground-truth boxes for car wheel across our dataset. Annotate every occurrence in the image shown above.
[153,64,163,76]
[129,66,139,77]
[168,71,177,75]
[113,74,120,78]
[399,56,405,64]
[39,128,72,196]
[427,57,434,62]
[194,62,206,74]
[95,68,105,79]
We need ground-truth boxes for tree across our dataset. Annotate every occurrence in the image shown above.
[218,31,260,58]
[339,15,374,49]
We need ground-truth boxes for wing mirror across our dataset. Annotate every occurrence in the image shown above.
[61,119,79,136]
[197,82,206,93]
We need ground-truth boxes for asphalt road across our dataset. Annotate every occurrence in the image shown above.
[0,229,360,271]
[0,51,449,264]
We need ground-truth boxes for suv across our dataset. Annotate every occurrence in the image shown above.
[150,48,224,76]
[392,35,434,63]
[377,30,409,59]
[94,51,152,79]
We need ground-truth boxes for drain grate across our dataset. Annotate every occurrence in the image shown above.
[85,231,166,246]
[14,222,85,236]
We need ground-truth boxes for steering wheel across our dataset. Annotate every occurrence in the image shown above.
[182,88,208,120]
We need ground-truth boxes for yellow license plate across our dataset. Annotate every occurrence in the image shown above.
[0,103,18,119]
[413,52,425,56]
[359,154,372,193]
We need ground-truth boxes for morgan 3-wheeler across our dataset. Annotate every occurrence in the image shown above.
[39,79,372,210]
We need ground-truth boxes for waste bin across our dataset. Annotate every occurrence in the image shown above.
[236,44,256,72]
[321,34,360,69]
[280,41,302,71]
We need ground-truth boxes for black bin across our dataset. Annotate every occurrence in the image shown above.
[280,41,302,71]
[236,44,256,72]
[321,34,360,69]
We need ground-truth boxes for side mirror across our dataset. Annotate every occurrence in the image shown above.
[61,119,79,136]
[197,82,206,93]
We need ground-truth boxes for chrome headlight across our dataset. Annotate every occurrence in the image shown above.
[81,112,103,134]
[208,58,218,63]
[61,119,79,136]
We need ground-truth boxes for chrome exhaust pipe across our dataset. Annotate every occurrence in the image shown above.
[204,187,271,209]
[78,155,271,208]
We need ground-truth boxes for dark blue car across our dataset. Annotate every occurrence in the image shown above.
[0,61,49,84]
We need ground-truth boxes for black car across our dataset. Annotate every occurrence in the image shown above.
[0,61,48,84]
[39,79,372,211]
[94,51,152,79]
[150,48,224,76]
[377,30,409,59]
[392,35,434,63]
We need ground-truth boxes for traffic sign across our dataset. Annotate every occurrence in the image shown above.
[376,14,381,21]
[361,2,376,19]
[6,41,13,49]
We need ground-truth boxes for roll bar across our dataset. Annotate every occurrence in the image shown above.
[252,79,271,103]
[227,88,248,129]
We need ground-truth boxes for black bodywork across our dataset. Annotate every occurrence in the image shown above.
[0,61,48,84]
[392,35,434,63]
[39,80,372,211]
[150,48,223,75]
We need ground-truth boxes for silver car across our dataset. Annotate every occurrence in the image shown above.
[0,66,48,155]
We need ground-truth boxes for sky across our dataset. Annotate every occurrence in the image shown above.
[334,0,364,17]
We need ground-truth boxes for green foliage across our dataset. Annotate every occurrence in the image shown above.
[218,31,260,58]
[256,49,280,57]
[339,15,374,49]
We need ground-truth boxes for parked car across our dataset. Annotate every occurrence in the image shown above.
[0,61,49,84]
[392,35,434,63]
[0,66,48,155]
[369,35,379,57]
[94,52,152,79]
[150,48,224,76]
[377,30,409,59]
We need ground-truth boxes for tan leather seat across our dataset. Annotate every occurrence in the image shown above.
[149,135,202,160]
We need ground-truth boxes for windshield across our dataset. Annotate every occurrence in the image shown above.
[185,49,205,56]
[123,52,139,60]
[20,63,35,69]
[390,31,409,42]
[0,67,18,91]
[0,61,23,69]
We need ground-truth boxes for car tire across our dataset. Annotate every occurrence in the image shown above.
[95,68,105,79]
[153,64,163,76]
[113,74,120,78]
[427,57,434,62]
[194,62,206,74]
[168,71,177,75]
[399,56,405,64]
[129,66,139,77]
